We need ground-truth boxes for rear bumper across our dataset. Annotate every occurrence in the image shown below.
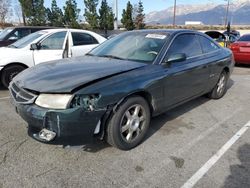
[15,103,107,142]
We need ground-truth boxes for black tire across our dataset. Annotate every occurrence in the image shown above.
[106,96,151,150]
[208,71,228,99]
[1,65,25,88]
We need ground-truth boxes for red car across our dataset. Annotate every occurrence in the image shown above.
[230,34,250,65]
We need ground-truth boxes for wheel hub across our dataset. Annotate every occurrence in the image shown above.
[130,117,140,131]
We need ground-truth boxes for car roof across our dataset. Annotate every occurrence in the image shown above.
[241,34,250,36]
[39,28,97,33]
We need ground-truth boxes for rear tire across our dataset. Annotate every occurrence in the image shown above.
[1,65,26,88]
[106,96,150,150]
[208,71,228,99]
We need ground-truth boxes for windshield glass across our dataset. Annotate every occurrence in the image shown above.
[89,32,169,63]
[8,31,46,49]
[0,28,13,40]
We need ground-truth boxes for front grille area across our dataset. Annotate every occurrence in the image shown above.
[9,82,38,104]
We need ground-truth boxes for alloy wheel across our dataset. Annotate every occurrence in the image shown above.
[217,74,226,95]
[120,104,146,142]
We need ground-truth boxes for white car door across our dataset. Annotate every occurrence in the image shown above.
[33,31,68,65]
[69,31,100,57]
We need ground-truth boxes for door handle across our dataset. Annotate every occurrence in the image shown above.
[202,64,208,69]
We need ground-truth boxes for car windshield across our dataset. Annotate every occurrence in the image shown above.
[238,35,250,42]
[88,32,169,63]
[0,28,13,40]
[8,31,45,49]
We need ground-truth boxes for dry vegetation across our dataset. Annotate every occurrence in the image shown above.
[0,22,13,28]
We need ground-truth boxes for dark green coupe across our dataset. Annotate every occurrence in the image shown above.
[9,30,234,150]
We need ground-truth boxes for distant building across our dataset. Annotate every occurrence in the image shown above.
[185,21,204,25]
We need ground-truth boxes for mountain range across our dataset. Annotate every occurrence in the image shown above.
[145,0,250,25]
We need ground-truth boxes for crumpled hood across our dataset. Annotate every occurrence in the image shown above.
[13,56,146,93]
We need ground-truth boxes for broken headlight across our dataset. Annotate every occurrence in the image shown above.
[35,94,73,109]
[70,94,101,111]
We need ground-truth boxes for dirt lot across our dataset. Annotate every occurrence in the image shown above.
[0,66,249,188]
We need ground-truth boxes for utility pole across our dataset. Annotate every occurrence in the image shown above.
[173,0,177,27]
[225,0,230,27]
[114,0,118,30]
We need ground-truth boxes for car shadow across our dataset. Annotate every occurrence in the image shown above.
[28,130,111,153]
[143,78,234,142]
[29,79,235,153]
[235,64,250,68]
[0,84,6,90]
[143,96,210,142]
[223,144,250,188]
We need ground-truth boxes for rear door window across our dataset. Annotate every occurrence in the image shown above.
[72,32,98,46]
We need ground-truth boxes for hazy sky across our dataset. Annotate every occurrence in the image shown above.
[43,0,228,18]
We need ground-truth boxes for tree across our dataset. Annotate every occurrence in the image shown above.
[0,0,11,24]
[19,0,46,26]
[47,0,64,27]
[99,0,114,31]
[18,0,27,25]
[63,0,80,28]
[121,1,134,30]
[106,8,114,30]
[134,0,145,29]
[14,2,23,24]
[84,0,99,29]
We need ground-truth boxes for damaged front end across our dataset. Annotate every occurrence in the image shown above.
[9,82,109,142]
[22,104,107,143]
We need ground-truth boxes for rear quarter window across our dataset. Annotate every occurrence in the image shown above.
[198,35,219,54]
[238,35,250,41]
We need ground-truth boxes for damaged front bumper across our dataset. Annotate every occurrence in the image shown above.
[15,103,107,142]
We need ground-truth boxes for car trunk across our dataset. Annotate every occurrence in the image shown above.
[231,42,250,53]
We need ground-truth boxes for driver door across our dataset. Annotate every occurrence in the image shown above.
[33,31,68,65]
[162,33,210,108]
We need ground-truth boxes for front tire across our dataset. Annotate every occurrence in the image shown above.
[106,96,151,150]
[1,65,25,88]
[208,71,228,99]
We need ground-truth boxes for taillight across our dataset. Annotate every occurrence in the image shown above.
[230,43,239,51]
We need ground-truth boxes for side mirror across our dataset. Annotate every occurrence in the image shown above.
[164,53,187,64]
[30,43,40,50]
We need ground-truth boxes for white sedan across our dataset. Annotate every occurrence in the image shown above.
[0,28,106,87]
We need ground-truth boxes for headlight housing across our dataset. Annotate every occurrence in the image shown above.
[70,94,101,111]
[35,94,73,109]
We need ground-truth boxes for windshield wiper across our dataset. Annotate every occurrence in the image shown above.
[85,53,95,56]
[98,55,124,60]
[8,44,17,48]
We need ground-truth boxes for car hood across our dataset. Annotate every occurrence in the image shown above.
[13,56,146,93]
[0,46,22,55]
